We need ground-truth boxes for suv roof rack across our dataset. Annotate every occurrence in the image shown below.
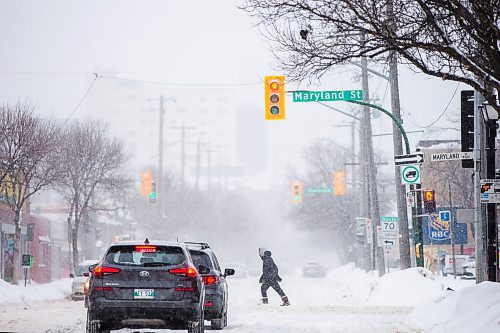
[182,241,211,249]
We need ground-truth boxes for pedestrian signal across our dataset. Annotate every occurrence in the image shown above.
[333,170,346,196]
[265,76,285,120]
[291,181,302,204]
[423,189,436,214]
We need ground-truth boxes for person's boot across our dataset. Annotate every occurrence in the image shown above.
[261,297,268,304]
[280,295,290,306]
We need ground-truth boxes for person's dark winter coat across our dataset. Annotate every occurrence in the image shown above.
[258,248,289,306]
[259,250,282,283]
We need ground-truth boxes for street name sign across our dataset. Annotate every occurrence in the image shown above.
[394,153,424,166]
[306,187,333,194]
[430,151,473,162]
[292,90,363,102]
[480,179,500,203]
[401,164,421,185]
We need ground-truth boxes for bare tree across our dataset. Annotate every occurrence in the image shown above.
[240,0,499,113]
[288,141,357,263]
[55,120,129,272]
[0,103,62,284]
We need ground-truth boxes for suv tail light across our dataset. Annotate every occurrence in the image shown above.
[93,265,121,277]
[202,275,218,285]
[169,266,198,277]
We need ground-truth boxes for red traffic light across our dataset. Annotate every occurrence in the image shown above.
[269,81,280,91]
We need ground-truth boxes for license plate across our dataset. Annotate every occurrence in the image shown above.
[133,289,155,299]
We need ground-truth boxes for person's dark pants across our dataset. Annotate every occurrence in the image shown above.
[261,280,285,298]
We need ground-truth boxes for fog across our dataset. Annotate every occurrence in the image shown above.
[2,0,465,275]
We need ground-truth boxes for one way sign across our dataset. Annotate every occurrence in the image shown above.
[394,153,424,166]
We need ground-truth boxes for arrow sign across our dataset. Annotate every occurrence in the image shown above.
[430,151,473,162]
[394,153,424,166]
[384,239,395,245]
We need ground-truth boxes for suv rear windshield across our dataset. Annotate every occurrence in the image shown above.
[189,250,214,270]
[105,245,186,267]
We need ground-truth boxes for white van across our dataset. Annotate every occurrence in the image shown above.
[442,254,469,276]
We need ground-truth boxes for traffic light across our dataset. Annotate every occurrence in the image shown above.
[333,170,346,196]
[291,181,302,204]
[140,171,153,196]
[264,75,285,120]
[423,189,436,214]
[460,90,474,168]
[148,180,157,205]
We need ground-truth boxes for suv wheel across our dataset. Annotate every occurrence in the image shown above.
[187,310,204,333]
[86,311,110,333]
[211,312,227,330]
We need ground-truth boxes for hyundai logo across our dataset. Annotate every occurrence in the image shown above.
[139,271,150,277]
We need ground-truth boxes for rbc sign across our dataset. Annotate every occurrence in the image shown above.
[428,211,451,241]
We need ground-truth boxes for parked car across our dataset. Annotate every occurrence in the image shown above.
[184,242,235,330]
[302,262,327,278]
[86,239,207,333]
[71,259,100,301]
[461,260,476,279]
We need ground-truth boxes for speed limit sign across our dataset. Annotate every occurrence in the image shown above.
[406,192,415,207]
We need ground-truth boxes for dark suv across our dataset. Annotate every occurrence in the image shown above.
[184,242,234,330]
[86,239,207,333]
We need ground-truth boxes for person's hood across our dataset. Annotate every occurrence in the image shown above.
[264,250,272,257]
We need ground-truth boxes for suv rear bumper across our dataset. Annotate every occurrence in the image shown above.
[89,299,201,326]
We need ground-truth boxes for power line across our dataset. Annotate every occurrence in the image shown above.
[62,73,98,125]
[98,74,261,87]
[402,81,460,129]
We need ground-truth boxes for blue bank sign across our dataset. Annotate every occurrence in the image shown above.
[428,211,451,241]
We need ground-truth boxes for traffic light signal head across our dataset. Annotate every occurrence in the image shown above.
[291,181,302,204]
[333,170,346,196]
[423,189,436,214]
[265,76,285,120]
[140,171,153,196]
[148,180,157,205]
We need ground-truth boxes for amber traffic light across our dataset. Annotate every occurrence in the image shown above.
[140,171,153,196]
[333,170,346,196]
[265,76,285,120]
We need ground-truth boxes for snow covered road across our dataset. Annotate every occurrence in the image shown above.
[0,270,424,333]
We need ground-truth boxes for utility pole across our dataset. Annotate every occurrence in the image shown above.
[196,138,201,191]
[171,123,195,189]
[360,53,385,276]
[158,96,165,207]
[387,0,411,270]
[474,92,486,282]
[483,104,498,282]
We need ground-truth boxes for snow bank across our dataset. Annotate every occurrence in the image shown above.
[413,281,500,333]
[0,278,71,305]
[367,267,444,306]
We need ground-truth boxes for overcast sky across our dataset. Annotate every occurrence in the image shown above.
[0,0,466,180]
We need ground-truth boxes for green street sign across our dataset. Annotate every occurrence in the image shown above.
[306,188,333,194]
[380,216,398,223]
[292,90,363,102]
